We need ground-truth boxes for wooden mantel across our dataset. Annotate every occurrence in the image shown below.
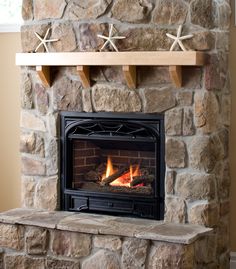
[16,51,207,89]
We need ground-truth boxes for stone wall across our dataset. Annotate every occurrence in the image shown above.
[19,0,231,268]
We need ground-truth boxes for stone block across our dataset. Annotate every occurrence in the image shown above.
[166,138,186,168]
[217,2,231,30]
[165,108,183,136]
[216,32,229,51]
[183,108,195,136]
[22,0,33,20]
[176,173,216,201]
[92,85,141,112]
[51,230,91,258]
[138,67,171,86]
[82,250,120,269]
[195,234,217,264]
[152,0,188,25]
[46,113,59,137]
[46,257,80,269]
[20,132,44,157]
[93,235,122,251]
[25,227,48,255]
[165,170,175,195]
[82,89,93,112]
[185,31,215,51]
[45,139,58,175]
[221,94,231,126]
[217,161,230,200]
[121,238,149,269]
[21,157,46,176]
[34,0,66,20]
[165,196,186,223]
[4,254,45,269]
[111,0,152,23]
[176,91,193,106]
[20,111,46,132]
[182,67,203,89]
[22,176,36,208]
[141,87,176,113]
[21,73,33,109]
[0,224,24,250]
[35,83,49,115]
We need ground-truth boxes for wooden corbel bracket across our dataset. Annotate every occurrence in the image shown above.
[36,66,51,87]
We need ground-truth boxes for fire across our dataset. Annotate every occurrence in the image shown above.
[102,156,142,187]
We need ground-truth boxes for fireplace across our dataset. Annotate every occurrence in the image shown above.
[60,112,165,219]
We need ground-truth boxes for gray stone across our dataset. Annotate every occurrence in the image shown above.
[20,132,44,157]
[4,254,45,269]
[93,235,122,251]
[35,83,49,115]
[34,0,66,20]
[165,170,175,195]
[141,87,176,113]
[165,108,183,136]
[65,0,112,20]
[152,0,188,25]
[185,31,215,51]
[25,227,48,255]
[165,196,186,223]
[182,67,202,89]
[20,111,46,132]
[92,85,141,112]
[176,173,216,201]
[217,2,231,30]
[45,139,58,175]
[138,67,171,86]
[195,234,217,263]
[21,73,33,109]
[53,76,83,111]
[22,0,33,20]
[47,113,59,137]
[46,257,80,269]
[22,177,36,208]
[21,157,46,176]
[0,224,24,250]
[221,94,231,126]
[82,89,93,112]
[176,91,193,106]
[111,0,153,23]
[183,108,195,136]
[166,139,186,168]
[51,230,91,258]
[82,250,120,269]
[216,31,229,51]
[121,238,148,269]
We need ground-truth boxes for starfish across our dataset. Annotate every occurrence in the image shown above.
[34,28,59,53]
[97,24,126,52]
[166,25,193,51]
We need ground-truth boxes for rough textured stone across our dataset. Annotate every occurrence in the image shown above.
[34,0,66,20]
[22,177,36,208]
[21,73,33,109]
[0,224,24,250]
[152,0,188,25]
[141,88,176,113]
[148,243,194,269]
[35,83,49,115]
[138,67,171,86]
[46,257,80,269]
[93,235,122,251]
[216,31,229,51]
[217,161,230,200]
[26,227,48,255]
[176,173,216,201]
[20,111,46,132]
[35,176,58,211]
[165,196,186,223]
[166,139,186,168]
[82,89,93,112]
[176,91,193,106]
[111,0,152,23]
[221,94,231,126]
[183,108,195,136]
[121,238,148,269]
[45,139,58,175]
[194,91,219,134]
[22,0,33,20]
[4,254,45,269]
[82,250,120,269]
[165,108,183,136]
[190,0,214,28]
[217,2,231,30]
[53,76,82,111]
[189,203,219,227]
[185,31,215,51]
[65,0,112,20]
[195,235,217,263]
[51,230,91,258]
[47,113,59,137]
[165,170,175,195]
[20,132,44,157]
[21,157,46,176]
[50,22,77,52]
[182,67,202,89]
[92,85,141,112]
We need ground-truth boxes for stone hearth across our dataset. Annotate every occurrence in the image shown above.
[0,0,232,268]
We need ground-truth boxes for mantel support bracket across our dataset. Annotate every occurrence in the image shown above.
[169,65,182,88]
[36,66,51,87]
[122,65,137,89]
[77,65,90,88]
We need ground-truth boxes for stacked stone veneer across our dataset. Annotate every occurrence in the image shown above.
[12,0,231,268]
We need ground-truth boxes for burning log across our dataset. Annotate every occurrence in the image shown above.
[130,175,155,187]
[100,166,129,186]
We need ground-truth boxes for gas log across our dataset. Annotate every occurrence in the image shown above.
[100,166,129,186]
[130,175,154,187]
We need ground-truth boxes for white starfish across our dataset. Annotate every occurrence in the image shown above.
[34,28,59,53]
[97,24,126,52]
[166,25,193,51]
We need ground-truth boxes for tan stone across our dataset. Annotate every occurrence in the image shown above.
[20,111,46,132]
[165,170,175,195]
[26,227,48,255]
[221,94,231,126]
[141,87,176,113]
[21,157,46,176]
[47,113,59,137]
[82,250,120,269]
[92,85,141,112]
[21,73,33,109]
[182,67,202,89]
[20,132,44,157]
[4,254,45,269]
[216,32,229,51]
[22,0,33,20]
[22,176,36,208]
[189,203,219,227]
[148,242,194,269]
[217,219,229,254]
[46,257,80,269]
[176,173,216,201]
[34,83,49,115]
[65,0,112,20]
[121,238,148,269]
[35,176,58,211]
[217,161,230,200]
[138,67,171,86]
[111,0,152,23]
[176,91,193,106]
[165,196,186,223]
[93,235,122,251]
[185,31,215,51]
[45,139,58,176]
[183,108,195,136]
[0,224,24,250]
[34,0,66,20]
[194,91,219,134]
[165,108,183,136]
[195,234,217,264]
[166,139,186,168]
[217,2,231,30]
[220,201,230,216]
[51,230,91,258]
[153,0,188,25]
[82,89,93,112]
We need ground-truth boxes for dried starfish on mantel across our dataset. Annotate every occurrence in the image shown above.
[34,28,59,53]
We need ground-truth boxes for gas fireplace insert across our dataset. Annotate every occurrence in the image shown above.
[60,112,165,220]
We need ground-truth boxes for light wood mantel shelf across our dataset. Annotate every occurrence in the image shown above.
[16,51,207,89]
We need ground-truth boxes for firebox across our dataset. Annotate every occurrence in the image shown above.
[60,112,165,220]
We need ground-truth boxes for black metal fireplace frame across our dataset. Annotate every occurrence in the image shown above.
[60,112,165,220]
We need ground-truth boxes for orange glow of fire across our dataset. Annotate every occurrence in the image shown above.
[102,156,143,187]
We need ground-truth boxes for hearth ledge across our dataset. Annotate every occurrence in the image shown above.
[0,208,212,244]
